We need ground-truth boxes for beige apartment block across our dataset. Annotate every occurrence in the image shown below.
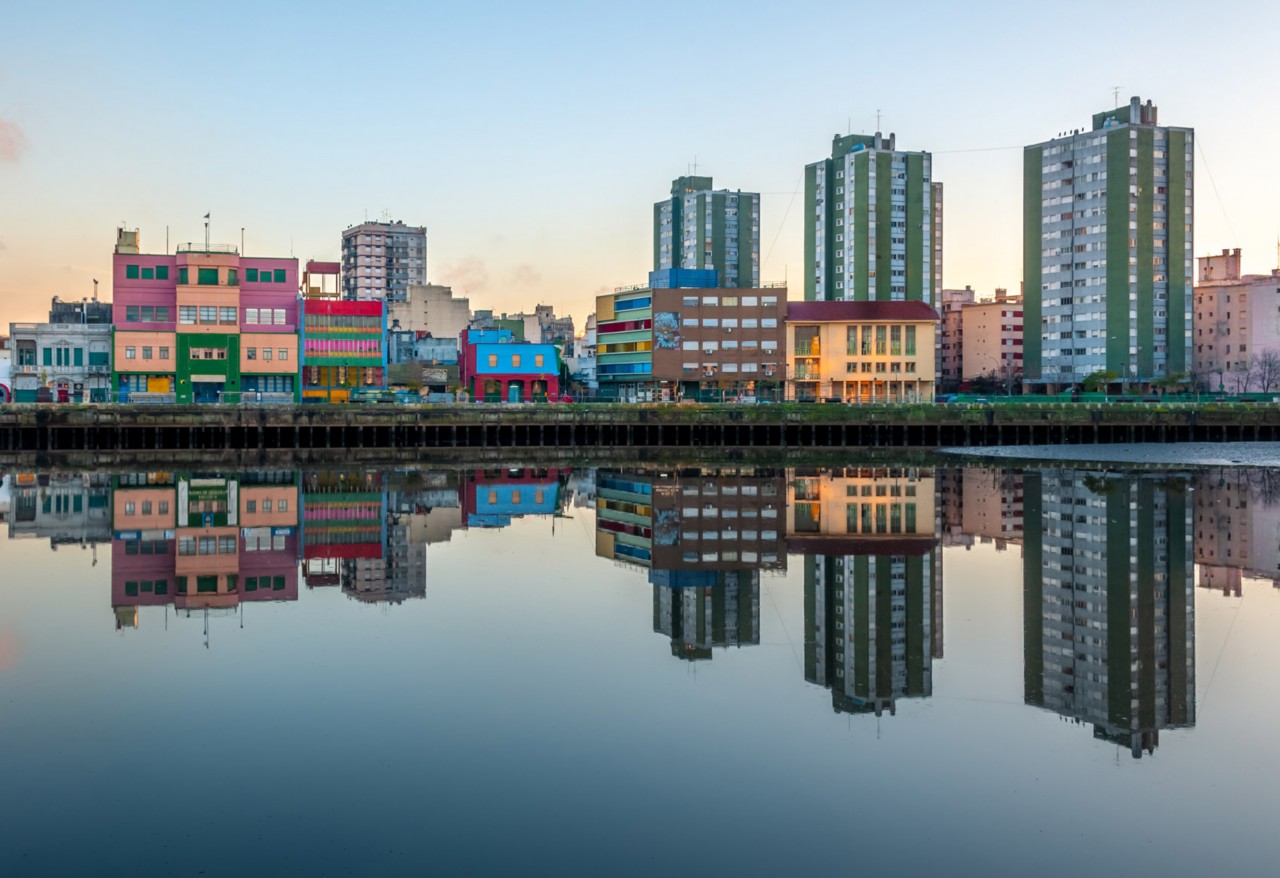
[389,283,472,341]
[786,300,938,403]
[960,291,1023,386]
[1193,249,1280,393]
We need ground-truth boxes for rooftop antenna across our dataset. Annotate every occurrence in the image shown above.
[204,212,210,251]
[876,109,882,131]
[1113,86,1121,107]
[92,279,99,302]
[692,155,698,176]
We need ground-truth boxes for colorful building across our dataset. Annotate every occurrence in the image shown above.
[786,300,938,402]
[300,299,387,402]
[458,328,559,402]
[459,468,566,528]
[595,270,787,402]
[111,228,299,403]
[110,471,299,629]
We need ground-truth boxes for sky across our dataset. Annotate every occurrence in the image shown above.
[1,0,1278,328]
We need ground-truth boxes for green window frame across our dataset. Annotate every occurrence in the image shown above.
[197,267,219,285]
[126,305,139,322]
[245,577,258,592]
[875,326,887,355]
[905,325,917,356]
[196,575,218,593]
[273,576,285,591]
[155,265,169,281]
[273,268,286,284]
[42,348,52,366]
[73,348,83,366]
[125,581,138,596]
[227,268,238,287]
[178,267,189,284]
[890,326,901,357]
[141,267,155,280]
[246,268,259,282]
[155,579,168,595]
[176,576,188,594]
[125,264,140,279]
[861,326,872,355]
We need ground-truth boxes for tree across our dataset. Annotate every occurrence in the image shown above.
[1227,360,1255,395]
[1253,350,1280,394]
[1082,370,1117,392]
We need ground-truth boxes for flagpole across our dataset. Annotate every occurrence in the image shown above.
[204,213,210,251]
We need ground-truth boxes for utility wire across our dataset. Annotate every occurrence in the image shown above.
[1197,137,1238,244]
[763,170,804,271]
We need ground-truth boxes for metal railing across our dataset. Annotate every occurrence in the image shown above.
[176,242,239,255]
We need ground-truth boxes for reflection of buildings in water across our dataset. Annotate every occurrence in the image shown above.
[1193,469,1280,596]
[788,467,941,717]
[300,469,426,605]
[459,468,567,530]
[0,473,10,524]
[1023,471,1195,757]
[937,467,1024,550]
[7,471,112,549]
[652,569,760,661]
[596,467,783,662]
[111,471,300,630]
[567,469,596,510]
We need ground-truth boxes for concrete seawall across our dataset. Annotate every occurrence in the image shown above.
[3,402,1279,457]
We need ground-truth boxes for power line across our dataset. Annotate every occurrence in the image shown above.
[1197,136,1238,243]
[763,169,804,271]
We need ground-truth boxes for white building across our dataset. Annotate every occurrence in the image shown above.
[9,299,113,402]
[1024,97,1193,391]
[341,221,427,303]
[389,283,471,340]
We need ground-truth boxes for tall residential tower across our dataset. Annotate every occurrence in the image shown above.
[804,133,942,305]
[341,221,427,303]
[654,176,760,289]
[1023,97,1193,391]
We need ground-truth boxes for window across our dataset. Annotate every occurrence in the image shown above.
[199,306,217,324]
[125,264,140,279]
[227,269,238,286]
[246,347,257,360]
[246,500,256,513]
[141,501,152,515]
[273,269,286,284]
[274,309,286,325]
[220,306,237,324]
[890,325,901,356]
[905,325,917,356]
[761,318,778,328]
[876,326,887,355]
[488,354,498,367]
[263,499,273,513]
[279,349,288,361]
[142,346,153,360]
[246,308,259,324]
[702,296,718,306]
[534,354,544,367]
[197,267,219,285]
[126,305,140,322]
[125,346,136,359]
[155,306,170,322]
[124,502,136,515]
[512,354,521,367]
[263,348,272,361]
[159,501,169,514]
[279,499,288,512]
[156,265,169,281]
[179,305,197,324]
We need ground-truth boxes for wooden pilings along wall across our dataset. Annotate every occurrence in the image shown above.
[3,415,1279,452]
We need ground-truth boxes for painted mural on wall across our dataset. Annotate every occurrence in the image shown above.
[654,312,681,350]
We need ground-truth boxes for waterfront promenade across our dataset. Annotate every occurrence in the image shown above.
[4,402,1280,455]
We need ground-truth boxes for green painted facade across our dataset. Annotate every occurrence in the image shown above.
[654,176,759,288]
[1022,147,1043,380]
[805,134,939,305]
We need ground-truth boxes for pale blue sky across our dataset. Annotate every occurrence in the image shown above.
[2,1,1277,326]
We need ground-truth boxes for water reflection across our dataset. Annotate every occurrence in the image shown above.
[1023,471,1195,757]
[12,458,1280,755]
[789,467,941,717]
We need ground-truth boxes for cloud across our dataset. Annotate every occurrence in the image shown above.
[0,119,25,162]
[438,256,489,293]
[509,263,541,288]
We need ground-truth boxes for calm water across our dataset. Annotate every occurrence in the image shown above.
[2,461,1279,876]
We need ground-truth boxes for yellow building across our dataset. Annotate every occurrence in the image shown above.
[786,301,938,403]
